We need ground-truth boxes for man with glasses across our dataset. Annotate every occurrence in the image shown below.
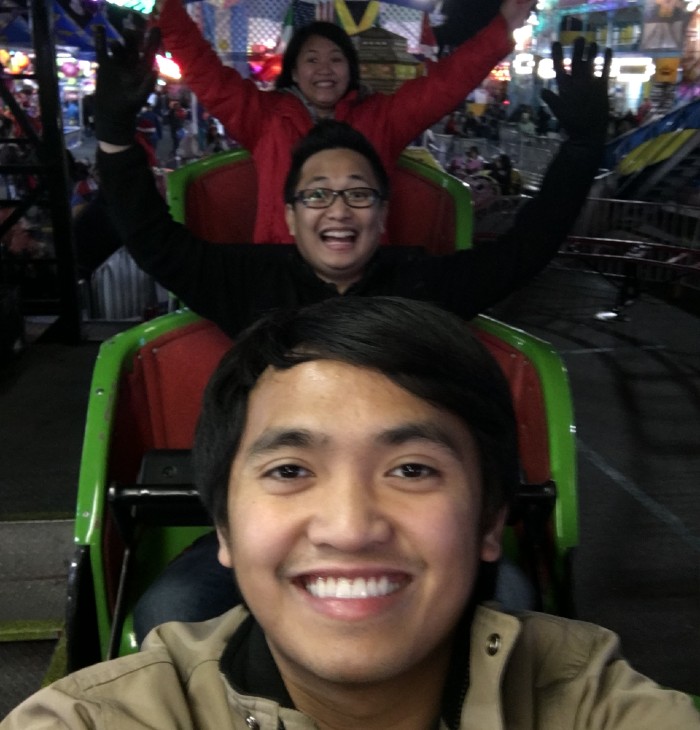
[96,31,612,341]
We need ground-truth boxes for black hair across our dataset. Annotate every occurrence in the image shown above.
[275,21,360,94]
[283,119,390,204]
[194,297,519,533]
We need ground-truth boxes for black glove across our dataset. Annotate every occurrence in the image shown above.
[94,26,161,145]
[540,37,612,146]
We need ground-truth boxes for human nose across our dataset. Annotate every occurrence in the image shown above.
[316,58,333,74]
[307,473,392,551]
[324,192,353,216]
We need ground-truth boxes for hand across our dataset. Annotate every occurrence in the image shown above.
[150,0,166,22]
[500,0,536,33]
[540,37,612,145]
[94,26,161,146]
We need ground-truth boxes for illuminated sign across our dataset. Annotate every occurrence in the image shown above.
[513,52,656,82]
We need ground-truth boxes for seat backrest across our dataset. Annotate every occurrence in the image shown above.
[473,326,550,485]
[166,149,472,252]
[121,317,552,485]
[126,320,233,449]
[167,150,257,244]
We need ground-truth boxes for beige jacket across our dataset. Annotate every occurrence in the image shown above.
[3,605,698,729]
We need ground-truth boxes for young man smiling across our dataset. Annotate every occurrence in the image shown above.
[3,297,698,728]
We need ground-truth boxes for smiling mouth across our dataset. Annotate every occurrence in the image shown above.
[304,575,404,599]
[321,230,356,246]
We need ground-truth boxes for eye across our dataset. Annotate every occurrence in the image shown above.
[388,463,437,479]
[304,188,331,203]
[264,464,312,479]
[344,188,375,205]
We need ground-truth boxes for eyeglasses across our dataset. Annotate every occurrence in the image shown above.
[293,187,382,209]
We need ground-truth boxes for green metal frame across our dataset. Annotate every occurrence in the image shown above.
[395,151,473,250]
[473,315,578,555]
[166,148,473,249]
[74,308,202,657]
[166,148,251,226]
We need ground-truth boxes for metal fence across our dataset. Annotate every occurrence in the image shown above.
[473,192,700,287]
[498,125,561,190]
[429,124,562,190]
[87,247,167,320]
[571,197,700,249]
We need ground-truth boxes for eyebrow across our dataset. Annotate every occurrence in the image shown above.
[246,428,325,458]
[377,422,465,460]
[246,422,465,460]
[304,173,371,186]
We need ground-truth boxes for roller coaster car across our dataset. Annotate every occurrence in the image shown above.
[65,150,577,671]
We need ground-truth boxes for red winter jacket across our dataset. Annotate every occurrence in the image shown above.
[158,0,513,243]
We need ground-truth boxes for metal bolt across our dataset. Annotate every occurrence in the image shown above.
[486,633,501,656]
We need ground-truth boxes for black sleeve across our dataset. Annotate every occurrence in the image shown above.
[414,137,603,319]
[96,145,275,335]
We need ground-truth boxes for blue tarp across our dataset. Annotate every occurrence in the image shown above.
[605,98,700,170]
[0,2,121,58]
[53,2,122,59]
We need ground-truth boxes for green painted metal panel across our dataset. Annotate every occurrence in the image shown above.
[74,308,203,657]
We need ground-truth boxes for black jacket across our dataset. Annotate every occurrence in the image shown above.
[98,140,601,339]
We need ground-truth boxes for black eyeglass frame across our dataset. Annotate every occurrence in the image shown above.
[293,187,383,209]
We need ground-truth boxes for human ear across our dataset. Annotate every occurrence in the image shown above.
[216,527,233,568]
[285,203,297,237]
[480,506,508,563]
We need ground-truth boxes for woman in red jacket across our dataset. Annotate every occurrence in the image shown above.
[156,0,533,243]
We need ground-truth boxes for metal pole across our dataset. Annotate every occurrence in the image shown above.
[30,0,82,343]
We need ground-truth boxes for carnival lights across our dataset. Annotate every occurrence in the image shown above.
[513,52,656,82]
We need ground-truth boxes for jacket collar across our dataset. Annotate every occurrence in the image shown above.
[219,612,294,708]
[216,603,521,729]
[460,605,522,730]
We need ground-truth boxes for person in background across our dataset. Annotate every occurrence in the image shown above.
[447,144,484,180]
[443,112,461,136]
[3,296,699,729]
[487,153,520,195]
[135,101,162,166]
[152,0,534,243]
[518,110,536,135]
[465,145,485,173]
[204,117,230,154]
[166,98,187,156]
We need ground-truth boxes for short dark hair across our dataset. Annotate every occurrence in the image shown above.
[283,120,390,204]
[194,297,519,533]
[275,21,360,93]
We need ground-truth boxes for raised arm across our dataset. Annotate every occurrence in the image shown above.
[359,0,535,151]
[154,0,270,147]
[94,28,265,333]
[419,38,613,317]
[94,25,160,154]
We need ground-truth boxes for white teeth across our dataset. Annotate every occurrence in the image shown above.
[323,230,354,239]
[305,575,399,599]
